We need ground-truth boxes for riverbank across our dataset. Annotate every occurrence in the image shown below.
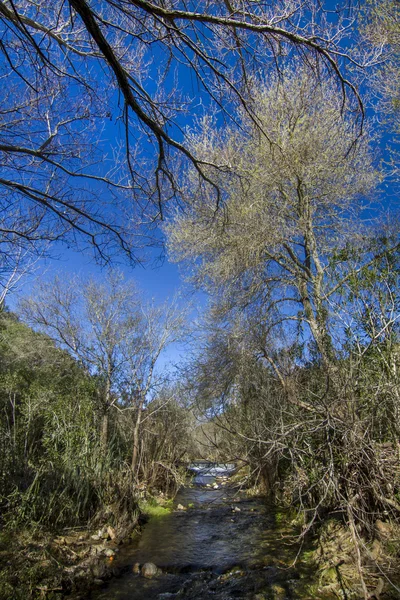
[2,467,400,600]
[0,518,140,600]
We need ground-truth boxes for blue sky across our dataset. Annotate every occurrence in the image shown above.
[7,241,197,373]
[3,1,398,376]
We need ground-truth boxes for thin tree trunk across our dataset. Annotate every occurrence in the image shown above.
[100,374,111,455]
[100,412,109,454]
[131,398,144,476]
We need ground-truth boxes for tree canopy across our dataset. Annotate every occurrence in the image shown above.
[1,0,386,272]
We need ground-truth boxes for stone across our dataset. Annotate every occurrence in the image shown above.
[375,519,392,539]
[233,506,241,513]
[176,504,186,511]
[103,548,116,557]
[107,526,117,540]
[91,563,107,579]
[370,539,382,560]
[141,562,159,578]
[271,583,286,599]
[372,577,384,598]
[132,562,140,574]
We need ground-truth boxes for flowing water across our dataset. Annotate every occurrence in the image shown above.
[92,464,321,600]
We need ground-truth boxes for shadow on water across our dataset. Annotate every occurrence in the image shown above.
[91,464,327,600]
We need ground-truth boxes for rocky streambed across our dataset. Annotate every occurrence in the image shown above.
[90,465,329,600]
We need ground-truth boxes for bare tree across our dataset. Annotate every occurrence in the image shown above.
[20,271,142,452]
[167,68,377,380]
[118,297,188,477]
[20,270,187,472]
[0,244,47,309]
[0,0,368,266]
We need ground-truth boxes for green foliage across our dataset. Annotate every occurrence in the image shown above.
[0,305,192,533]
[0,311,128,529]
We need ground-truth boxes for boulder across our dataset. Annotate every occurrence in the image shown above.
[141,562,159,578]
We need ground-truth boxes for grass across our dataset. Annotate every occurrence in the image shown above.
[139,497,173,518]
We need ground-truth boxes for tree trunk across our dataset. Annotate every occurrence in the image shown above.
[100,375,111,455]
[100,411,109,454]
[131,397,145,477]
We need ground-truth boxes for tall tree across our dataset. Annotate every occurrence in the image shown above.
[167,68,377,381]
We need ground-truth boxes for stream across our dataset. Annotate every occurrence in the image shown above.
[92,464,320,600]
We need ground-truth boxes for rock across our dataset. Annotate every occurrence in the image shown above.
[371,577,384,599]
[176,504,186,511]
[91,563,107,579]
[213,484,219,489]
[141,562,159,578]
[54,536,67,545]
[271,583,286,599]
[233,506,241,513]
[375,519,392,539]
[370,539,382,560]
[91,534,100,541]
[132,562,141,574]
[107,526,117,540]
[103,548,116,557]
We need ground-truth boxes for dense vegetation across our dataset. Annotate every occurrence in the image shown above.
[0,300,193,532]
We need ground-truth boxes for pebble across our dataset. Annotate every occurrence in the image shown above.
[141,562,159,578]
[132,562,140,574]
